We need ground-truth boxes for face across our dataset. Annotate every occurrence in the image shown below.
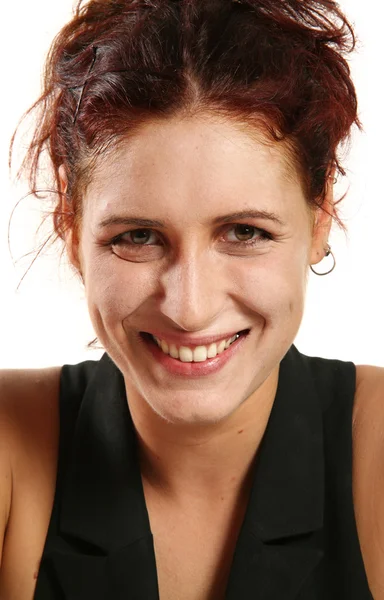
[68,115,331,425]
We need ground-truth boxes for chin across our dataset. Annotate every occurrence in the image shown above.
[143,389,246,426]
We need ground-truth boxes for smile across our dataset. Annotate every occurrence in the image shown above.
[151,333,241,362]
[139,330,250,376]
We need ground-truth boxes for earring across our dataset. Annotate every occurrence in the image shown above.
[310,244,336,276]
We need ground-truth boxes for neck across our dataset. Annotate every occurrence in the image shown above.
[126,366,280,503]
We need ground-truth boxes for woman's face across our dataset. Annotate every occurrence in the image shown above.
[70,116,331,425]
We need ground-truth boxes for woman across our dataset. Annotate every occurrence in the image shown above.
[0,0,383,598]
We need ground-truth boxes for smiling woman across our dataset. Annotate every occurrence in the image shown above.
[1,1,384,599]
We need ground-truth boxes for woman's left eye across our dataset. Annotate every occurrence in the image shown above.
[223,224,271,244]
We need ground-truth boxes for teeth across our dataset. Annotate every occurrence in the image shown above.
[179,347,193,363]
[207,343,217,359]
[193,346,208,362]
[152,333,242,362]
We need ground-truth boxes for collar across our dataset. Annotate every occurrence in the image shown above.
[226,344,324,598]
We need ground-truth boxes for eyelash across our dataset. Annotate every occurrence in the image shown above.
[109,225,273,250]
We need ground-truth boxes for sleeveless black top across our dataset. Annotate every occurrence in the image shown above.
[33,344,374,599]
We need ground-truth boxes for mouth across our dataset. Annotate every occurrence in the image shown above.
[140,329,250,363]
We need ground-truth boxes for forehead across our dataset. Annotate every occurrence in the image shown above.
[84,115,308,224]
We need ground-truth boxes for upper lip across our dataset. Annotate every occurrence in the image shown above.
[142,329,249,347]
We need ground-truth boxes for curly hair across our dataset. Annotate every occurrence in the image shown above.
[12,0,361,240]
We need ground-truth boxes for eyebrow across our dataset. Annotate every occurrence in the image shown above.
[98,210,285,230]
[212,210,285,227]
[98,217,166,229]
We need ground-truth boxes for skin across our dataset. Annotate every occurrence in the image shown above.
[62,114,333,501]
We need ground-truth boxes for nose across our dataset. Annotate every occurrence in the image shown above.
[158,249,226,332]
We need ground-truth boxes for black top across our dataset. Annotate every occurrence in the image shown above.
[33,344,373,599]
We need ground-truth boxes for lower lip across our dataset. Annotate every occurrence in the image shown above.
[140,332,249,377]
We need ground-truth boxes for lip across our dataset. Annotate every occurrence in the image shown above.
[141,328,250,349]
[140,330,249,377]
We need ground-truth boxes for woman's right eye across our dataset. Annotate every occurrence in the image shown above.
[106,229,164,262]
[112,229,161,246]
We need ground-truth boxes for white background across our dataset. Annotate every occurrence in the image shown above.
[0,1,382,369]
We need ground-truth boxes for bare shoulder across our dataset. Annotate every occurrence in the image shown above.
[353,362,384,476]
[0,365,62,481]
[0,365,62,408]
[0,366,62,463]
[0,367,61,582]
[0,362,62,487]
[355,363,384,399]
[353,363,384,432]
[353,364,384,598]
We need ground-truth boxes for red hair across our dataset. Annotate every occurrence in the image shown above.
[13,0,361,238]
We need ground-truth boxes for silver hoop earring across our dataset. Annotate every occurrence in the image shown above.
[310,244,336,276]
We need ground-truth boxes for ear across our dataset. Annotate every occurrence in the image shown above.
[309,166,335,267]
[58,165,82,274]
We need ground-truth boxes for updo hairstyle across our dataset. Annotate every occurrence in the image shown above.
[13,0,361,239]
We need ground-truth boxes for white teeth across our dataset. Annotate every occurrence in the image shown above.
[179,347,193,363]
[207,343,217,359]
[152,332,243,362]
[193,346,208,362]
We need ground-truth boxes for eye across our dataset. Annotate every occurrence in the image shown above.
[105,228,164,262]
[224,224,272,245]
[130,229,157,245]
[112,229,160,246]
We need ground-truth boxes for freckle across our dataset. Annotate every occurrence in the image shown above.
[221,497,224,501]
[238,429,244,434]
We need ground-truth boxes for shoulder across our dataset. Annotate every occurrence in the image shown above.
[0,366,62,400]
[355,363,384,393]
[353,362,384,480]
[0,368,62,590]
[0,364,62,452]
[353,363,384,480]
[0,365,62,458]
[354,364,384,426]
[352,364,384,500]
[0,368,61,541]
[0,367,62,445]
[352,364,384,596]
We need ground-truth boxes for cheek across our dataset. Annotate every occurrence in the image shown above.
[83,253,157,322]
[230,252,306,321]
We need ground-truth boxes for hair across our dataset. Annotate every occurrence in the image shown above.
[12,0,361,242]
